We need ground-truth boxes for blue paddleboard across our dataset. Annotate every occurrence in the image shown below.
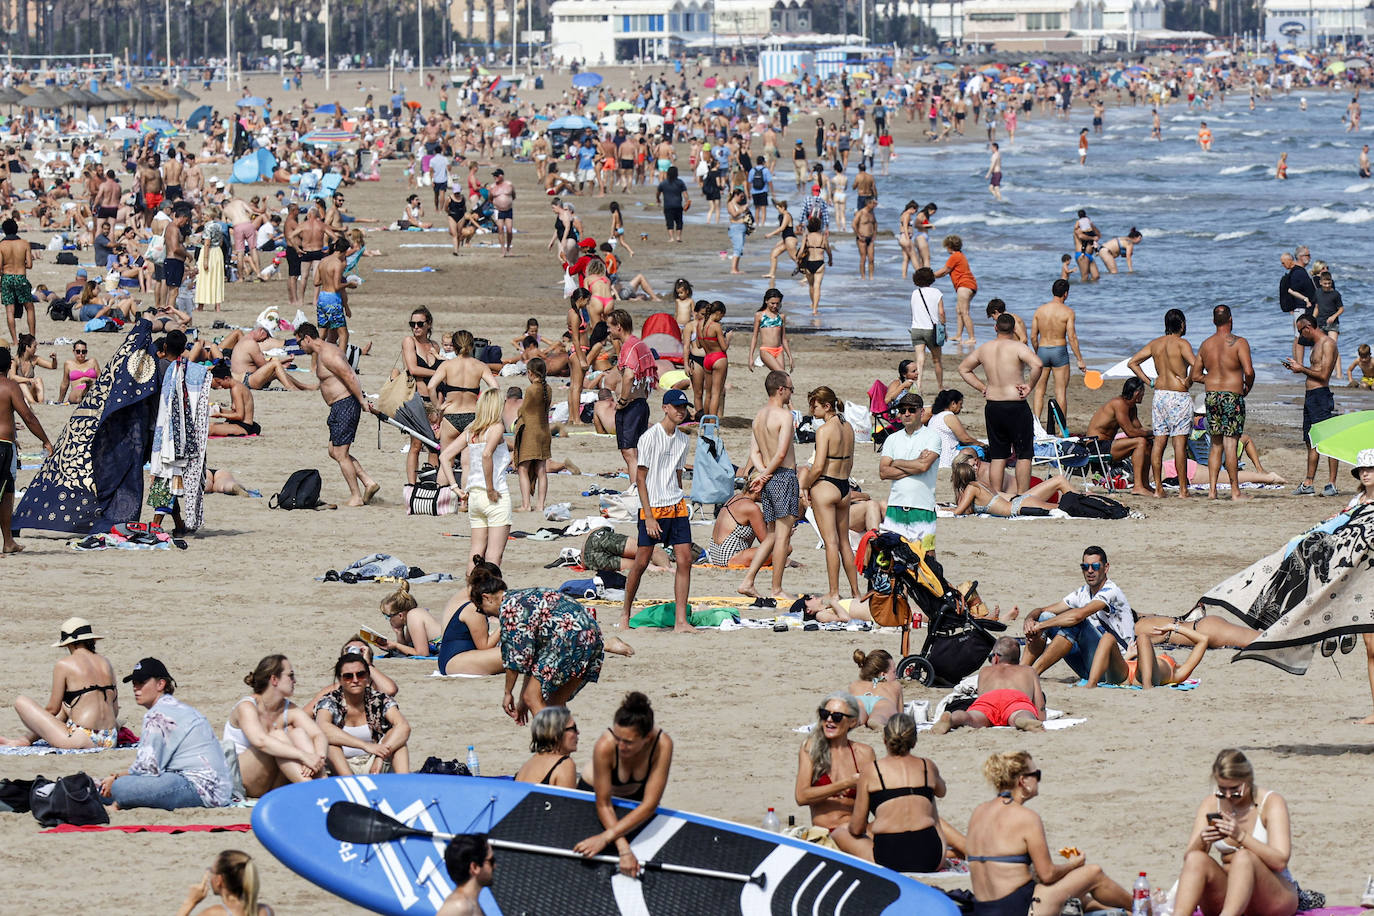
[252,774,958,915]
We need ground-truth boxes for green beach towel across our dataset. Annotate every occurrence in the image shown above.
[629,602,739,629]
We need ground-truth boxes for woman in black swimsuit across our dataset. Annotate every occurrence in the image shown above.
[799,385,862,607]
[401,307,443,482]
[0,617,120,748]
[1097,228,1142,275]
[574,692,674,877]
[848,714,947,872]
[796,215,832,315]
[763,200,798,281]
[428,329,497,466]
[514,706,580,789]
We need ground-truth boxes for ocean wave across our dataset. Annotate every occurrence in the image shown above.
[1219,163,1264,175]
[1240,130,1266,137]
[1213,229,1255,241]
[1284,206,1374,224]
[941,212,1060,227]
[1345,183,1374,193]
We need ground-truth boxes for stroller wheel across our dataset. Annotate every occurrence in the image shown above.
[897,655,936,685]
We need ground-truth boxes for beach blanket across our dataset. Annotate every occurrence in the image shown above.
[1198,502,1374,674]
[1090,678,1201,691]
[150,359,210,532]
[0,745,106,756]
[14,321,161,534]
[41,823,251,834]
[317,553,455,583]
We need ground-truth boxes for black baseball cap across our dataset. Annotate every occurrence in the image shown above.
[123,657,172,683]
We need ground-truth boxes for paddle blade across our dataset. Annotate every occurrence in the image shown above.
[326,801,429,845]
[1083,370,1103,390]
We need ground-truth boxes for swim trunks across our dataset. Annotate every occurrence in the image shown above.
[761,467,800,523]
[1302,386,1335,447]
[881,506,936,554]
[0,438,14,498]
[1151,389,1194,437]
[1036,344,1069,368]
[614,397,650,451]
[968,688,1040,727]
[989,171,1002,187]
[317,290,345,329]
[162,258,185,289]
[164,184,183,201]
[1,273,31,306]
[984,400,1033,461]
[497,208,514,221]
[144,192,164,212]
[327,396,362,446]
[1204,390,1245,439]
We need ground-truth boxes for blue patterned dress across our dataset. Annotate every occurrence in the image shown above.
[499,588,604,699]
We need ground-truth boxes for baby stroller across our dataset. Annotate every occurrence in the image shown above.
[860,530,1005,686]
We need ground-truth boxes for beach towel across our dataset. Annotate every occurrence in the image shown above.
[41,823,251,834]
[14,320,162,534]
[150,358,210,531]
[629,603,739,628]
[318,554,455,583]
[1198,503,1374,674]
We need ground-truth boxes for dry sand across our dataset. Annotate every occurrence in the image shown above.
[2,69,1372,914]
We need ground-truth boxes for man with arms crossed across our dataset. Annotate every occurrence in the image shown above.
[296,323,380,507]
[1127,308,1195,498]
[931,637,1045,733]
[959,313,1044,495]
[1191,305,1254,500]
[878,392,941,557]
[739,370,799,602]
[1029,279,1085,421]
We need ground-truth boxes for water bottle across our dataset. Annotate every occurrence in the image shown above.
[762,807,780,833]
[1132,872,1152,916]
[466,745,480,777]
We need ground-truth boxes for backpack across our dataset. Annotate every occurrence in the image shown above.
[751,167,766,191]
[47,299,72,322]
[29,773,110,828]
[1056,492,1129,519]
[270,469,323,510]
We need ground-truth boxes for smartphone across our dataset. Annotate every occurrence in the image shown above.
[1206,813,1222,823]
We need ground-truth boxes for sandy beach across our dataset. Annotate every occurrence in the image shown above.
[2,67,1372,914]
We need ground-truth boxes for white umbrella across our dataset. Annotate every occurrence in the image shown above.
[1205,49,1231,60]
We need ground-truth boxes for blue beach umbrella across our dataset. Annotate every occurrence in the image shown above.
[934,62,956,71]
[315,103,340,114]
[1183,56,1204,64]
[703,99,733,111]
[547,115,596,130]
[1252,56,1273,66]
[571,72,603,88]
[140,118,174,133]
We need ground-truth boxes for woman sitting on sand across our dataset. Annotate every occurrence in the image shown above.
[1172,749,1298,916]
[700,474,767,567]
[846,649,903,730]
[0,617,119,748]
[223,655,328,797]
[175,850,274,916]
[308,640,399,708]
[794,692,876,856]
[574,692,674,877]
[436,561,505,676]
[951,462,1078,517]
[966,751,1131,916]
[8,334,56,405]
[848,714,947,873]
[313,652,412,776]
[514,706,580,788]
[376,581,444,658]
[58,340,99,405]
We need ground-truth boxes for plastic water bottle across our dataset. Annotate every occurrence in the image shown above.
[762,807,780,833]
[466,745,480,777]
[1132,872,1152,916]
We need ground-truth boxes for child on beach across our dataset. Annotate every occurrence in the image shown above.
[1347,343,1374,388]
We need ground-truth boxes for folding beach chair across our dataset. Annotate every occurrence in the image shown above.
[313,171,342,201]
[866,378,901,451]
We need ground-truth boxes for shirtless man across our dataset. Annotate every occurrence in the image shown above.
[739,370,799,602]
[851,197,877,280]
[93,170,122,222]
[293,203,332,307]
[0,218,34,343]
[958,313,1044,495]
[159,204,192,311]
[182,154,205,204]
[1029,279,1086,420]
[490,168,515,256]
[229,326,316,391]
[207,363,262,436]
[137,153,164,230]
[985,142,1003,201]
[1083,378,1154,496]
[296,322,379,507]
[222,193,258,281]
[435,834,494,916]
[1359,144,1371,180]
[852,163,877,212]
[1190,305,1255,500]
[1126,308,1195,498]
[1288,314,1340,496]
[282,204,304,308]
[315,237,358,351]
[162,152,184,201]
[930,637,1045,733]
[0,346,53,554]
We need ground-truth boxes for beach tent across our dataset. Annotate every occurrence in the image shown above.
[186,104,213,129]
[230,148,278,183]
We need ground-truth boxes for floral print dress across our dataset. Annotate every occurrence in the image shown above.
[499,588,604,699]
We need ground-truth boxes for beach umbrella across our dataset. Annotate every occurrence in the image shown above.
[1290,56,1315,70]
[237,96,268,107]
[0,88,22,104]
[605,100,635,111]
[1183,56,1204,64]
[1031,59,1049,68]
[1327,61,1347,74]
[572,72,603,88]
[1252,56,1274,66]
[1000,74,1025,85]
[849,70,872,80]
[186,104,213,129]
[980,67,1000,77]
[547,115,596,130]
[315,103,340,115]
[386,393,440,450]
[1205,49,1231,59]
[703,77,718,88]
[763,78,789,87]
[934,62,956,71]
[173,86,198,102]
[300,128,355,145]
[108,128,141,141]
[1346,58,1370,69]
[702,99,733,111]
[1308,411,1374,466]
[140,118,174,133]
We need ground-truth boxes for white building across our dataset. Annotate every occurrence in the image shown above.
[549,0,808,64]
[1263,0,1373,47]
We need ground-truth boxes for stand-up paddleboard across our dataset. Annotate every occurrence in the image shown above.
[252,774,958,916]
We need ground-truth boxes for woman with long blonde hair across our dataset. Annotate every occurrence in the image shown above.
[438,388,511,570]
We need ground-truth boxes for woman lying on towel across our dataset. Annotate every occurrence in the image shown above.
[966,751,1131,916]
[313,652,412,776]
[1172,749,1298,916]
[789,593,876,623]
[950,462,1078,518]
[0,617,120,749]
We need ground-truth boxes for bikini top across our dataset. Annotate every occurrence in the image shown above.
[69,366,98,380]
[813,743,860,799]
[435,379,480,399]
[759,312,782,328]
[539,754,573,786]
[413,348,440,372]
[869,758,936,809]
[577,729,662,802]
[1213,791,1272,854]
[63,683,116,709]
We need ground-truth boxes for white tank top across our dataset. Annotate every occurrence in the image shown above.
[223,696,291,757]
[465,435,510,493]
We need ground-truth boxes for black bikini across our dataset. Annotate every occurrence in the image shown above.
[63,683,116,708]
[868,759,944,874]
[576,729,661,802]
[539,754,573,786]
[817,449,852,498]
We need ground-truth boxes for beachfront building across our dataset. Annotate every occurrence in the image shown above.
[1262,0,1373,47]
[950,0,1166,50]
[549,0,808,64]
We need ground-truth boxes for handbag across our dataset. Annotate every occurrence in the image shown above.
[376,368,416,419]
[145,233,167,265]
[868,590,911,628]
[917,288,946,347]
[29,773,110,828]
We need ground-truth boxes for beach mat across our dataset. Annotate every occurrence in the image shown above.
[1091,678,1201,691]
[429,671,500,679]
[41,823,251,835]
[0,745,107,756]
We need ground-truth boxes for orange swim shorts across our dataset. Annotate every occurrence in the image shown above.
[968,688,1040,726]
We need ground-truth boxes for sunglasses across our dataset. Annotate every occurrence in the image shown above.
[898,407,920,414]
[409,320,428,327]
[1080,562,1103,572]
[74,349,88,355]
[818,710,852,724]
[340,671,369,681]
[564,724,580,734]
[1024,770,1042,782]
[1214,786,1246,799]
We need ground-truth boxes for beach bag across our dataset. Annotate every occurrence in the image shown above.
[690,415,735,506]
[376,370,415,419]
[1057,492,1129,519]
[404,482,458,516]
[47,299,72,322]
[29,773,109,828]
[868,590,911,628]
[270,469,323,510]
[0,778,36,813]
[145,233,167,265]
[55,251,79,266]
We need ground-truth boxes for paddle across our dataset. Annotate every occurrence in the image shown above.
[1083,369,1103,390]
[325,801,767,889]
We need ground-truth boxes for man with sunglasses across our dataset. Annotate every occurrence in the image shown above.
[1021,546,1135,686]
[931,636,1045,733]
[878,392,941,557]
[439,833,495,915]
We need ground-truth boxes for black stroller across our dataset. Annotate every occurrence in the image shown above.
[860,530,1006,686]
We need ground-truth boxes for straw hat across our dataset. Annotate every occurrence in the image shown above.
[1351,448,1374,478]
[53,617,105,647]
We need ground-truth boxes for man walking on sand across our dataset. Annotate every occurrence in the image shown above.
[1288,314,1341,497]
[618,389,695,633]
[878,392,941,557]
[739,370,799,602]
[0,218,34,343]
[1029,279,1086,421]
[491,168,516,256]
[295,323,380,508]
[960,313,1044,495]
[0,346,53,555]
[1127,308,1196,498]
[1191,305,1255,500]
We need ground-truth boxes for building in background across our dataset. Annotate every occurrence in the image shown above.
[1262,0,1372,47]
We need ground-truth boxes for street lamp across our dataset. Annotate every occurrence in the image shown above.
[225,0,232,90]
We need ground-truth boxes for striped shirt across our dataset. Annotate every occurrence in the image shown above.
[636,421,689,508]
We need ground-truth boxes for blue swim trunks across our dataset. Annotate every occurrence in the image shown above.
[317,291,345,329]
[1037,344,1070,368]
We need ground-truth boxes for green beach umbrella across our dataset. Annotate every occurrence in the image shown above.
[605,100,635,111]
[1308,410,1374,465]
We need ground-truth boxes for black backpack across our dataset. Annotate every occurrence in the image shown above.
[270,469,323,510]
[1057,492,1129,519]
[48,299,72,322]
[751,167,766,191]
[29,773,110,828]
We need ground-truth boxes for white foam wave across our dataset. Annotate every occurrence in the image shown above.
[1344,182,1374,193]
[1219,163,1264,175]
[1213,229,1255,241]
[1284,206,1374,224]
[939,213,1059,227]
